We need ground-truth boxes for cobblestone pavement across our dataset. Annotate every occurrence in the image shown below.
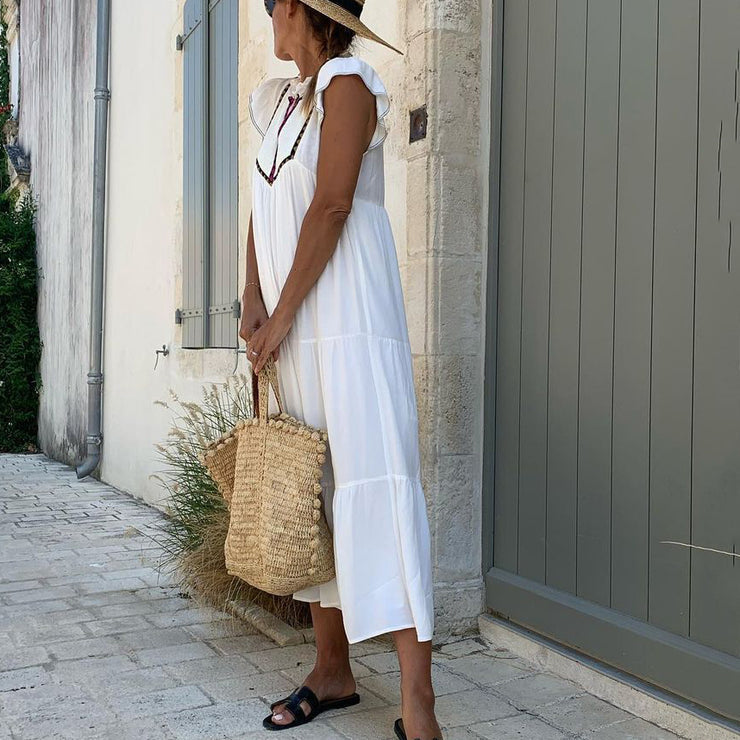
[0,453,690,740]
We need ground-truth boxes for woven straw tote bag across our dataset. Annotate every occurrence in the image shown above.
[200,355,335,596]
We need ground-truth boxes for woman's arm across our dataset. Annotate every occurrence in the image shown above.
[245,211,261,291]
[273,74,376,322]
[239,211,271,355]
[246,73,377,374]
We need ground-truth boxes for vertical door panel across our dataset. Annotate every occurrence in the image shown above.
[518,0,557,583]
[610,0,657,620]
[576,0,621,607]
[494,0,529,575]
[649,0,698,640]
[691,0,740,657]
[546,0,587,596]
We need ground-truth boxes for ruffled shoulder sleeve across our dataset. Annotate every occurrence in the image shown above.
[313,55,390,152]
[248,76,292,139]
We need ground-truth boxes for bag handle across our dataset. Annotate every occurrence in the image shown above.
[253,354,284,419]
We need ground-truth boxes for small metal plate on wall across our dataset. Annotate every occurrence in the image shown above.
[409,105,427,143]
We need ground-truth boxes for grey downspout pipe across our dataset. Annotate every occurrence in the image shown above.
[76,0,111,479]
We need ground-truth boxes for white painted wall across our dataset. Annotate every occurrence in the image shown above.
[99,0,188,508]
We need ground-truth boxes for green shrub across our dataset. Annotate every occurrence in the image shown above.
[0,13,40,453]
[0,13,12,195]
[0,189,41,452]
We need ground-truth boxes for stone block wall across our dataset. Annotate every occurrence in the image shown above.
[402,0,488,635]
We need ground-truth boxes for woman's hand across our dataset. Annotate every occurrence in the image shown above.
[239,285,276,366]
[245,305,294,374]
[240,284,290,373]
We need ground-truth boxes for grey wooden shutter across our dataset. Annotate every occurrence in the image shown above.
[180,0,239,349]
[208,0,239,348]
[181,0,208,348]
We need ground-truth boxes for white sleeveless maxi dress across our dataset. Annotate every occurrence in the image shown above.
[248,53,434,644]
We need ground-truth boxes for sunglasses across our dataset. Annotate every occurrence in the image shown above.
[264,0,276,16]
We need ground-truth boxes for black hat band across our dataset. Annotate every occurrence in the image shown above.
[329,0,363,19]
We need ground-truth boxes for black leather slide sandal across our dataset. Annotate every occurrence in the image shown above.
[394,716,442,740]
[268,686,360,712]
[263,685,360,730]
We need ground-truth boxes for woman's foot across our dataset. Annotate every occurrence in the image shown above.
[400,685,443,739]
[269,665,357,726]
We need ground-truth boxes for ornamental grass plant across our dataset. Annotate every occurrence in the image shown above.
[150,373,311,629]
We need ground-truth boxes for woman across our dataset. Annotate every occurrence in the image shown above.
[240,0,442,738]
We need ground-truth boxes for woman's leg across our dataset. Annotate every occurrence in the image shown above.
[393,627,443,739]
[268,602,357,726]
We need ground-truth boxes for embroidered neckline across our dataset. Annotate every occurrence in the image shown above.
[255,56,355,187]
[256,81,311,187]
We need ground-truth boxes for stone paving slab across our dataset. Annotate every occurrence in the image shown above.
[0,454,693,739]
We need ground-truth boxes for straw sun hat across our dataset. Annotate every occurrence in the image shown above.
[298,0,404,55]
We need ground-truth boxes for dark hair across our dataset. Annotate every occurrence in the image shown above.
[297,1,357,115]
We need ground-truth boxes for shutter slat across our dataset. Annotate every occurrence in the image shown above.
[182,0,207,348]
[208,0,239,348]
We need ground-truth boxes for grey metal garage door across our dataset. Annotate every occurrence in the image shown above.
[483,0,740,722]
